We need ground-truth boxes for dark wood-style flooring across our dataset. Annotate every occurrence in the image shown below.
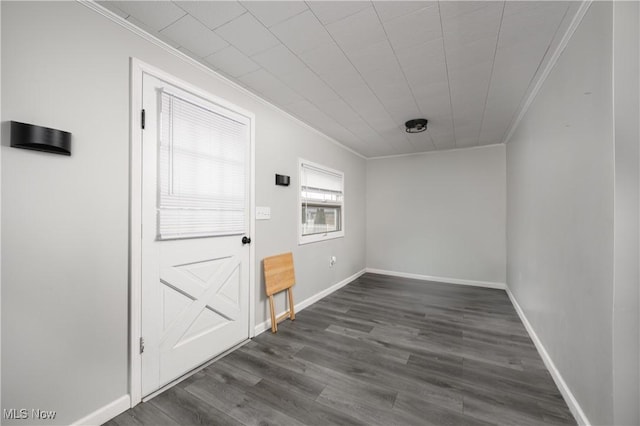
[106,273,576,426]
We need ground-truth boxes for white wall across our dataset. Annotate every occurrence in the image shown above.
[506,3,617,424]
[253,108,366,327]
[366,145,506,286]
[0,2,365,424]
[612,2,640,424]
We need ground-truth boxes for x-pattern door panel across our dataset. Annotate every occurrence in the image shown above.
[141,73,251,396]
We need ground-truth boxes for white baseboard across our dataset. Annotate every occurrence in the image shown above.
[254,268,366,335]
[365,268,506,290]
[72,394,130,426]
[506,287,590,426]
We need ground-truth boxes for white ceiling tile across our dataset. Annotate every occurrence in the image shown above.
[489,56,539,96]
[307,1,371,25]
[282,68,340,104]
[251,44,307,76]
[479,121,511,145]
[286,99,341,127]
[439,1,500,21]
[383,132,418,153]
[173,1,246,29]
[110,1,185,31]
[379,127,410,144]
[318,123,365,147]
[455,136,478,148]
[344,121,387,145]
[204,46,260,78]
[359,61,405,86]
[160,15,228,57]
[285,100,365,148]
[97,2,129,19]
[497,3,568,53]
[361,67,413,101]
[382,4,441,50]
[215,13,280,56]
[316,98,365,127]
[347,40,396,74]
[314,64,363,93]
[373,1,435,23]
[428,117,454,136]
[338,80,379,107]
[432,134,456,150]
[444,38,498,72]
[405,130,436,151]
[395,37,445,72]
[325,7,387,54]
[341,88,398,131]
[123,16,181,48]
[416,92,453,117]
[366,117,401,134]
[440,1,503,45]
[270,10,333,55]
[448,61,493,99]
[403,62,448,92]
[239,69,304,105]
[500,1,568,41]
[383,96,421,121]
[299,43,353,76]
[177,46,200,58]
[241,1,308,27]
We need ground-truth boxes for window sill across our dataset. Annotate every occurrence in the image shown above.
[299,231,344,245]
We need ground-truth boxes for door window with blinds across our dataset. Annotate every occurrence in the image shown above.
[158,89,249,239]
[299,159,344,244]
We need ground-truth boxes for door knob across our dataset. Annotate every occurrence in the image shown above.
[242,236,251,245]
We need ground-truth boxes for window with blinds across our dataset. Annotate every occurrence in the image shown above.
[158,90,248,239]
[299,160,344,244]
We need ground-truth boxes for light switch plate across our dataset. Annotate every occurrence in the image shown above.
[256,206,271,220]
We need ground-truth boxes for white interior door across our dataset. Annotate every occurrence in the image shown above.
[140,73,251,396]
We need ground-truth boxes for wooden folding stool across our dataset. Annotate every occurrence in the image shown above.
[263,252,296,333]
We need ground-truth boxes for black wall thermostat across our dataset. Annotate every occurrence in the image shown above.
[275,174,290,186]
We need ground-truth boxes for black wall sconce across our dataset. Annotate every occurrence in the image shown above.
[11,121,72,156]
[275,174,290,186]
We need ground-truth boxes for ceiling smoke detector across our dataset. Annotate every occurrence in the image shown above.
[405,118,428,133]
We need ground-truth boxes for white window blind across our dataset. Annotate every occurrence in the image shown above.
[300,161,344,243]
[158,90,247,239]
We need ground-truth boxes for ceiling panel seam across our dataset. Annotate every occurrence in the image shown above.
[436,1,459,149]
[476,1,506,148]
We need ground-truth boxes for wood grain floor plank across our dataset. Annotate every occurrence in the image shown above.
[106,273,576,426]
[102,400,180,426]
[394,392,496,426]
[149,386,243,426]
[246,378,366,426]
[183,373,304,426]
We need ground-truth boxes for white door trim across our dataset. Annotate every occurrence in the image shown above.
[128,58,256,406]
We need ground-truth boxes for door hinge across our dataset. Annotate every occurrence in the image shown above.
[141,109,146,130]
[140,337,145,354]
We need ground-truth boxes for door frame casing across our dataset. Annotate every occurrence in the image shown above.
[128,58,256,406]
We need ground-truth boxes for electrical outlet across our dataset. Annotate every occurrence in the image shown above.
[329,256,336,267]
